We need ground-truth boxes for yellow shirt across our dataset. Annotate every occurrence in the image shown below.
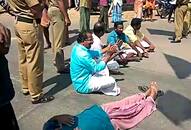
[80,0,91,8]
[123,25,144,43]
[7,0,39,19]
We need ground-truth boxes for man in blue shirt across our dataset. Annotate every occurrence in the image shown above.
[70,31,120,96]
[107,21,142,64]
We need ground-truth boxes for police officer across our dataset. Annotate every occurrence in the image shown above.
[183,0,191,35]
[48,0,71,73]
[7,0,54,104]
[171,0,189,43]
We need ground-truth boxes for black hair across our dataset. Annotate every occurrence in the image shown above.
[93,21,105,34]
[130,18,142,27]
[114,21,123,28]
[77,31,92,43]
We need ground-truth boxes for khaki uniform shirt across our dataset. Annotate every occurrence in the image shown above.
[80,0,91,8]
[7,0,40,19]
[49,0,69,9]
[176,0,189,5]
[123,25,144,43]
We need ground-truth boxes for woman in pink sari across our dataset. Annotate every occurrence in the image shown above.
[44,81,161,130]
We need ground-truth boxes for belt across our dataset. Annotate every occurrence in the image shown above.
[17,16,41,24]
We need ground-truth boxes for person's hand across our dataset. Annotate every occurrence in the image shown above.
[116,40,123,48]
[65,17,71,26]
[108,45,118,53]
[0,23,11,55]
[53,114,75,126]
[57,114,75,126]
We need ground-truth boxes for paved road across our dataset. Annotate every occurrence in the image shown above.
[0,9,191,130]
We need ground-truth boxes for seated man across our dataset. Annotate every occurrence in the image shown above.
[123,18,155,56]
[70,31,120,96]
[43,81,160,130]
[91,21,121,74]
[107,21,142,65]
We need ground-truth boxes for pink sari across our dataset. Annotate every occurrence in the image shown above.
[101,93,156,130]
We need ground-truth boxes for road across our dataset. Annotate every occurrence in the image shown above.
[0,8,191,130]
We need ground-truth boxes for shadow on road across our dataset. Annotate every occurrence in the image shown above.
[157,90,191,125]
[147,28,174,37]
[43,74,72,96]
[164,54,191,79]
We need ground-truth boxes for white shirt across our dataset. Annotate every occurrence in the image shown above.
[113,0,123,6]
[91,33,103,51]
[170,0,177,5]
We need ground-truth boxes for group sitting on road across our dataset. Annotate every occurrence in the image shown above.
[70,18,156,96]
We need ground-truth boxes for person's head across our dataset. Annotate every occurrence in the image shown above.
[114,22,124,35]
[77,31,93,49]
[93,21,105,38]
[130,18,142,31]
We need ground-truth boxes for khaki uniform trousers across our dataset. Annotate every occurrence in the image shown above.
[99,6,109,31]
[80,7,90,33]
[48,7,66,71]
[174,5,188,40]
[14,20,44,99]
[183,3,191,35]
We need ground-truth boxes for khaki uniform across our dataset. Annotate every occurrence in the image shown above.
[174,0,189,40]
[183,0,191,35]
[7,0,44,99]
[48,0,68,71]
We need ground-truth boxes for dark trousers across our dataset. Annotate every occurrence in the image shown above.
[0,102,19,130]
[80,7,90,33]
[99,6,109,31]
[168,4,176,21]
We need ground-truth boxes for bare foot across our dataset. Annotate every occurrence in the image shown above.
[149,81,158,100]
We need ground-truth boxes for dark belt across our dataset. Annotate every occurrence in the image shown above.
[17,16,41,24]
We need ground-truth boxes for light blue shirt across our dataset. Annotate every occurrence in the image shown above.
[43,104,115,130]
[70,42,106,94]
[107,30,130,45]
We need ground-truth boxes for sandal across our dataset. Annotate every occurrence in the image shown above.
[147,49,155,52]
[143,52,149,58]
[32,94,54,104]
[156,90,164,98]
[138,85,149,92]
[138,85,164,98]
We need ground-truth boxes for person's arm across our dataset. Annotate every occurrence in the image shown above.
[57,0,71,26]
[25,0,44,19]
[79,52,107,73]
[143,36,152,46]
[0,23,11,55]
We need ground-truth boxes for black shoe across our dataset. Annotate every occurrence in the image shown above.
[168,37,175,40]
[23,91,30,96]
[182,34,187,39]
[171,40,181,43]
[32,94,54,104]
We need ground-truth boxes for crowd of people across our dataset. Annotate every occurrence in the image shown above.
[0,0,190,129]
